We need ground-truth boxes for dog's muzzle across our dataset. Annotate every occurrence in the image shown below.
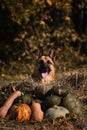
[39,63,51,78]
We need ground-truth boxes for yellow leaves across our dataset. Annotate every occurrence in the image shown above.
[12,86,17,92]
[65,16,70,22]
[1,74,5,78]
[63,3,72,14]
[46,0,53,6]
[55,2,63,8]
[40,20,46,26]
[71,34,77,42]
[63,3,71,10]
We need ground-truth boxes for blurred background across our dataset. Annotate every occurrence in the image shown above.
[0,0,87,76]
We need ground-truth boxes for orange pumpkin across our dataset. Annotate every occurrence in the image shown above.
[9,104,31,122]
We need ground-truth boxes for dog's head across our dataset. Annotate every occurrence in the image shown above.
[32,48,55,84]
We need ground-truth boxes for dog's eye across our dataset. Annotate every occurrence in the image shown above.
[38,60,44,65]
[47,60,51,64]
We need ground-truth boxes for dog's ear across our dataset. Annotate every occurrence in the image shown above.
[37,46,43,58]
[49,48,55,61]
[32,46,43,59]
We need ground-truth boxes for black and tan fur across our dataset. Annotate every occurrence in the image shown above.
[32,48,55,84]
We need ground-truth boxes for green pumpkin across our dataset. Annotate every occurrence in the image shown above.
[53,86,68,96]
[34,85,53,99]
[46,105,69,119]
[21,94,32,105]
[62,94,84,117]
[43,95,62,108]
[14,94,32,105]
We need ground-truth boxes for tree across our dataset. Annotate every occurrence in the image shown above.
[0,0,87,65]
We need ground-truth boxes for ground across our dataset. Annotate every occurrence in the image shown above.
[0,68,87,130]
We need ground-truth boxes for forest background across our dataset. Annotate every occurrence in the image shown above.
[0,0,87,76]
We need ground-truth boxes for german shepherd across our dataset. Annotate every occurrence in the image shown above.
[32,48,55,84]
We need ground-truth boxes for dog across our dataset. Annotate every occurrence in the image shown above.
[32,48,55,85]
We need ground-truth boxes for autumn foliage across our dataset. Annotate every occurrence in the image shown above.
[0,0,87,72]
